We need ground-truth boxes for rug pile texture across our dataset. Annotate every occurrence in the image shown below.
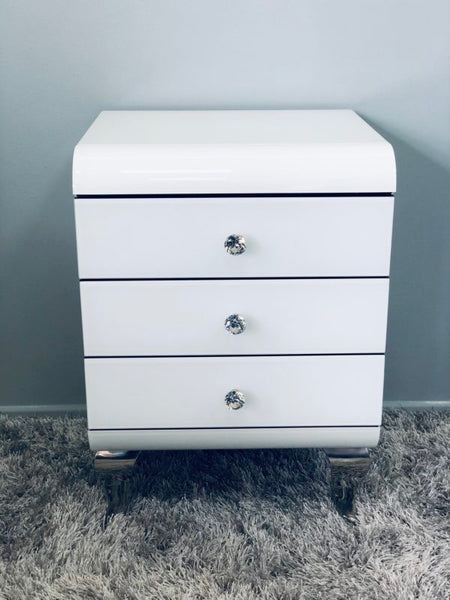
[0,411,449,599]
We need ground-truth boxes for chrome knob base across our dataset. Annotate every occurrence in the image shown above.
[224,314,246,335]
[224,234,246,255]
[225,390,246,410]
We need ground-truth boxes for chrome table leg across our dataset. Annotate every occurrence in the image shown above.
[325,447,372,518]
[94,451,141,521]
[94,450,141,472]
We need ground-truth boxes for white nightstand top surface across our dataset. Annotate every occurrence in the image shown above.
[73,110,396,195]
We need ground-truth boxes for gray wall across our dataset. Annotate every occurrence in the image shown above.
[1,0,449,411]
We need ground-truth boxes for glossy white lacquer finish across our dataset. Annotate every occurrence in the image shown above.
[74,196,394,279]
[73,110,396,195]
[88,427,381,451]
[80,279,389,356]
[86,355,384,430]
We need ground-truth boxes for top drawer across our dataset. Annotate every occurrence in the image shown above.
[74,196,394,279]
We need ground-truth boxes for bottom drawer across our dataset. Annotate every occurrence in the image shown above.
[85,355,384,430]
[88,426,380,451]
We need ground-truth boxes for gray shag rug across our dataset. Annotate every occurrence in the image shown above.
[0,411,449,599]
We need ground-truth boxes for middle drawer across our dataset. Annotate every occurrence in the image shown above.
[80,279,389,356]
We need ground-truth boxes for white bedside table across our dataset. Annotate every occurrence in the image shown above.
[73,110,395,511]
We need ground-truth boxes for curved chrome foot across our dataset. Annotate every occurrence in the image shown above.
[326,447,372,519]
[94,450,141,472]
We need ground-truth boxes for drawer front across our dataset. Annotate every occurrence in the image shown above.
[88,427,381,451]
[85,355,384,429]
[74,196,394,278]
[80,279,389,356]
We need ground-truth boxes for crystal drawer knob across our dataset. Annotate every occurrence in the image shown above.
[224,314,246,335]
[225,390,245,410]
[224,234,246,255]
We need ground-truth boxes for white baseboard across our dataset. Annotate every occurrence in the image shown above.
[0,404,87,416]
[384,400,450,411]
[1,400,450,417]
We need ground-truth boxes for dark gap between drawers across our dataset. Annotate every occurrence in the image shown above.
[89,425,380,431]
[80,276,390,282]
[75,192,394,199]
[84,353,385,359]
